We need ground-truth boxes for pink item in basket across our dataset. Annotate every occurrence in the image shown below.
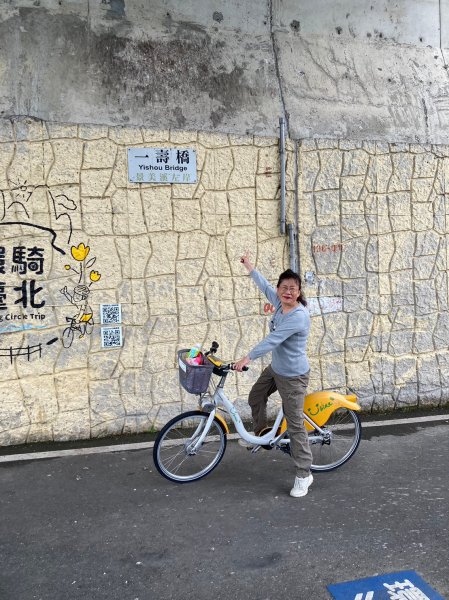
[186,353,204,366]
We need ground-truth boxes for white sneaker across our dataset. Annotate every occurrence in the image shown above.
[290,474,313,498]
[238,438,255,449]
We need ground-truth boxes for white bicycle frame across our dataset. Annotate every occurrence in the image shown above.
[190,376,328,453]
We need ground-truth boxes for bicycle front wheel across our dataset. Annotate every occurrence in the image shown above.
[309,408,361,472]
[153,410,227,483]
[62,327,74,348]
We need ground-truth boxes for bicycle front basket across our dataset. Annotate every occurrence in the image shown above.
[178,349,214,394]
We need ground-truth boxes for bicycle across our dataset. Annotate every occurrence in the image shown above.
[153,342,362,483]
[61,315,94,348]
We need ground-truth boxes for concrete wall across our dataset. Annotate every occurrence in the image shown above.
[0,0,282,135]
[276,1,449,142]
[3,1,449,142]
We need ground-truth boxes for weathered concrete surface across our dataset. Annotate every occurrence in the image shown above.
[276,0,443,46]
[273,0,449,142]
[3,1,449,142]
[1,421,448,599]
[275,26,449,142]
[0,0,282,135]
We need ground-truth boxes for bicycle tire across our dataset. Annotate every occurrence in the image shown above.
[309,408,361,472]
[153,410,227,483]
[62,327,74,348]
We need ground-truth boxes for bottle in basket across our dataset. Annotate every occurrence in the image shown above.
[186,344,203,366]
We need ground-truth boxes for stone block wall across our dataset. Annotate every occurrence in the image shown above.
[0,118,296,445]
[300,139,449,411]
[0,118,448,446]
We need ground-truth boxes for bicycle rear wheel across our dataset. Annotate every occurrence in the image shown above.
[153,410,227,483]
[62,327,74,348]
[309,408,361,472]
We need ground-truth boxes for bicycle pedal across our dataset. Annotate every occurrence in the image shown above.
[277,443,291,456]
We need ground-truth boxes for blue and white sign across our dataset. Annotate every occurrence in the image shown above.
[100,303,122,325]
[128,148,197,183]
[101,326,123,348]
[328,571,445,600]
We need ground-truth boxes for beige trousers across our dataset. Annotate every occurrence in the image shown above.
[248,365,312,478]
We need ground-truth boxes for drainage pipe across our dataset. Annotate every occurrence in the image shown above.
[294,140,301,275]
[279,116,286,235]
[288,223,296,272]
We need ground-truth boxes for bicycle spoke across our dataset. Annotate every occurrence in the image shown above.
[161,448,187,468]
[171,453,194,474]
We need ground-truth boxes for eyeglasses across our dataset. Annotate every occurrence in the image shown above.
[278,286,299,293]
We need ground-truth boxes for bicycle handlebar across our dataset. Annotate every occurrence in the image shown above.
[207,341,219,355]
[212,362,249,373]
[204,341,249,373]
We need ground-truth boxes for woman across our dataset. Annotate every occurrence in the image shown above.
[233,254,313,498]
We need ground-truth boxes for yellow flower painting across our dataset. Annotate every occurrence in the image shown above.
[71,243,90,262]
[89,270,101,282]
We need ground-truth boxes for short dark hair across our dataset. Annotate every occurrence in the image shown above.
[276,269,307,306]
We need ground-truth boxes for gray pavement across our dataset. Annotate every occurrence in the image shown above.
[1,419,448,600]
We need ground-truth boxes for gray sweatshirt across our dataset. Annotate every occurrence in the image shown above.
[247,270,310,377]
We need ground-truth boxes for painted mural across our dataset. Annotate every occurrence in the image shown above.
[61,243,101,348]
[0,182,101,356]
[0,181,77,252]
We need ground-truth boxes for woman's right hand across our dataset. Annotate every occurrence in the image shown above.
[240,251,254,272]
[233,356,251,371]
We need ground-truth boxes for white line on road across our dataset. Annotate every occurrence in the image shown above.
[361,414,449,427]
[1,413,448,463]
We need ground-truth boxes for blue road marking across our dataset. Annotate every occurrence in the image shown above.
[328,570,445,599]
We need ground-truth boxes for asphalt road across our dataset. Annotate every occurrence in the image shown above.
[1,419,448,600]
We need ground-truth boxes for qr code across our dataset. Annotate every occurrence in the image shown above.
[100,303,122,325]
[101,326,122,348]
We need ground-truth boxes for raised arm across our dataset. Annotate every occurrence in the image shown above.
[240,252,278,306]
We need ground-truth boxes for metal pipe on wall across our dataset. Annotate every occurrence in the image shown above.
[288,223,296,272]
[279,116,286,235]
[294,140,301,275]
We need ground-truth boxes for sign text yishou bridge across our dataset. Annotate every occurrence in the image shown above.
[128,148,197,184]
